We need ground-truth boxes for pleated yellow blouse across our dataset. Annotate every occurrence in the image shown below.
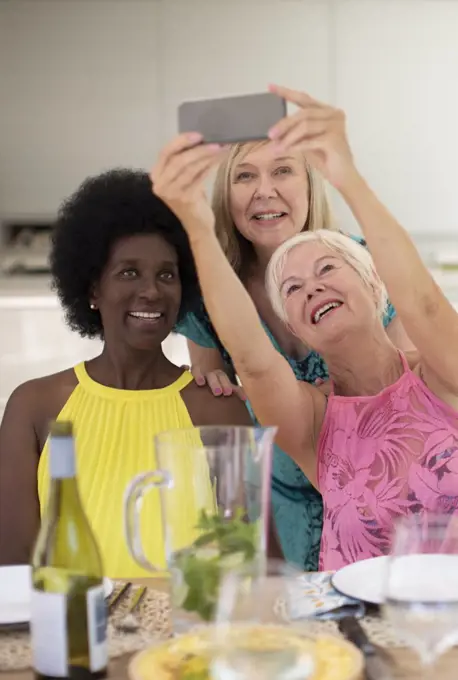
[37,362,207,579]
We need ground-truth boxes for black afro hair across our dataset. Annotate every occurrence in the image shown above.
[50,168,200,338]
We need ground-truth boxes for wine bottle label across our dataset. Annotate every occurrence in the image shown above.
[87,584,108,672]
[30,585,107,676]
[31,589,69,676]
[50,436,76,479]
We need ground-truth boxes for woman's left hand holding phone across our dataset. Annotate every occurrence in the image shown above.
[151,132,226,239]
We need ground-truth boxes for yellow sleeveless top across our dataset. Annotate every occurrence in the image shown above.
[37,363,211,579]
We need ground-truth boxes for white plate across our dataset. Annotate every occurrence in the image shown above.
[331,554,458,605]
[331,555,389,604]
[0,565,114,625]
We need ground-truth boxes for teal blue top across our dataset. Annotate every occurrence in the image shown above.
[175,234,397,570]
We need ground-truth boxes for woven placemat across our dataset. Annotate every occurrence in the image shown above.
[0,583,170,672]
[289,616,408,648]
[0,582,406,672]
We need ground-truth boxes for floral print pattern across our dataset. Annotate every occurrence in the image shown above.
[318,354,458,571]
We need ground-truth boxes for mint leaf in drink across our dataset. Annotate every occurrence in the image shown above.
[195,509,217,531]
[172,508,259,622]
[193,531,218,548]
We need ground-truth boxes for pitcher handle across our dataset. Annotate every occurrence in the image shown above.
[123,470,172,572]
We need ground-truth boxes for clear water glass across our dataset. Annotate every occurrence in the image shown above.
[211,559,315,680]
[383,513,458,671]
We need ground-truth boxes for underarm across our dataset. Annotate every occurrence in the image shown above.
[386,316,416,352]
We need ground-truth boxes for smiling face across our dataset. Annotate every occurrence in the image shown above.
[228,143,310,253]
[279,241,379,351]
[91,233,181,351]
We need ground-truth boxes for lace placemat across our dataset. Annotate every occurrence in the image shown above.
[0,581,405,672]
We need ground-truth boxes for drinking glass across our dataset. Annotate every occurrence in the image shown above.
[124,425,275,634]
[210,558,315,680]
[383,512,458,671]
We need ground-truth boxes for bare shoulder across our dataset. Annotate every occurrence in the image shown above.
[181,379,252,427]
[3,368,78,448]
[7,368,77,409]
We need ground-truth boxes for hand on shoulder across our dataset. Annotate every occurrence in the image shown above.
[182,377,251,427]
[188,365,246,400]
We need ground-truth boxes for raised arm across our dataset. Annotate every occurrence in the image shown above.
[269,84,458,398]
[151,135,322,475]
[339,175,458,391]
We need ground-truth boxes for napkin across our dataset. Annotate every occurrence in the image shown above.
[288,571,365,621]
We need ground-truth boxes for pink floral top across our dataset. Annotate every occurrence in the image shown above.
[317,353,458,570]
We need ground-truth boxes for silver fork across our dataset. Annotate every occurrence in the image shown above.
[114,586,147,633]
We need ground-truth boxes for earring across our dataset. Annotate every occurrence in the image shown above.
[90,303,97,310]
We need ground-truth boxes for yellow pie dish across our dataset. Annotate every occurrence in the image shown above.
[128,625,364,680]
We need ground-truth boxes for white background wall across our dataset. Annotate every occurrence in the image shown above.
[1,0,458,237]
[0,0,161,220]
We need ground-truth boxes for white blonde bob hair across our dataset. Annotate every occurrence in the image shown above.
[266,229,388,324]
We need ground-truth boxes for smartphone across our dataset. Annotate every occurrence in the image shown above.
[178,92,286,144]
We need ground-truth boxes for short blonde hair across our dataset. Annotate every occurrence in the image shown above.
[266,229,388,323]
[212,140,336,277]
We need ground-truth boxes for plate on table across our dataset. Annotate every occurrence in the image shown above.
[0,565,114,625]
[129,626,363,680]
[331,556,389,605]
[332,554,458,606]
[331,553,458,605]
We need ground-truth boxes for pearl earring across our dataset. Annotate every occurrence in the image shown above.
[90,303,97,310]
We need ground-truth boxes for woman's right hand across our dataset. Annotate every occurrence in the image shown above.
[191,365,247,401]
[151,133,226,238]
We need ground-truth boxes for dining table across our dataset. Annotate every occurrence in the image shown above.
[1,576,458,680]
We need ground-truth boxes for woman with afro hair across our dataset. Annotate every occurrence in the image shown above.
[0,168,253,578]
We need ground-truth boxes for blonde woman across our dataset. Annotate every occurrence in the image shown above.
[174,119,412,570]
[153,86,458,570]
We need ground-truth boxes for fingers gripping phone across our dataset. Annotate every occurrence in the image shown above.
[178,92,286,144]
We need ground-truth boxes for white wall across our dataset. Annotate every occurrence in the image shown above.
[1,0,458,236]
[333,0,458,235]
[0,0,161,219]
[158,0,331,141]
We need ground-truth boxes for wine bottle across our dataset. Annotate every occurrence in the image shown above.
[30,420,107,680]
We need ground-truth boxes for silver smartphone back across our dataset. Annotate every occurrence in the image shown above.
[178,92,286,144]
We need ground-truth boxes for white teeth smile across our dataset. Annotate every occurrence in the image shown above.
[253,212,286,221]
[313,302,342,324]
[128,312,162,320]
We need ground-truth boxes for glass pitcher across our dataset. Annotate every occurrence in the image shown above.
[124,425,276,633]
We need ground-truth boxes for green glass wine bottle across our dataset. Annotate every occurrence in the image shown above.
[30,420,107,680]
